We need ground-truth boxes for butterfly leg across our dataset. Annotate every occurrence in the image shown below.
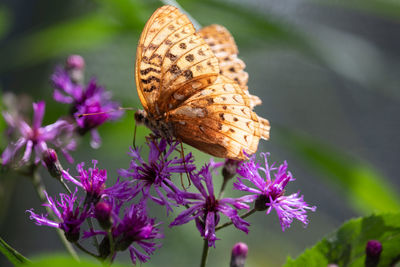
[132,119,138,149]
[145,134,167,158]
[178,141,191,190]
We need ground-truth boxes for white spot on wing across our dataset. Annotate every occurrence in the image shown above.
[175,106,206,118]
[192,81,202,89]
[173,92,185,100]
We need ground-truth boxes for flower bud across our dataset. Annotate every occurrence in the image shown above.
[222,159,240,181]
[95,201,113,230]
[66,55,85,84]
[66,55,85,70]
[230,242,248,267]
[43,148,63,178]
[365,240,382,267]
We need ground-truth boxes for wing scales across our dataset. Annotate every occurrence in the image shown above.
[168,76,270,160]
[136,6,219,115]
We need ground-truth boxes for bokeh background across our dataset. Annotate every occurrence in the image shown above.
[1,0,400,266]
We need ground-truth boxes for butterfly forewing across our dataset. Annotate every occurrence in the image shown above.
[136,6,219,115]
[168,76,270,160]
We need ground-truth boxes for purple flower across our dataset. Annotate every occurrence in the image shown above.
[27,189,88,242]
[234,153,316,231]
[85,202,163,264]
[170,164,250,247]
[119,138,196,214]
[1,101,76,166]
[62,160,134,204]
[51,57,123,148]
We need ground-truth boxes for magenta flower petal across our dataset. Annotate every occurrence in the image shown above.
[119,138,195,214]
[32,101,45,130]
[51,60,124,148]
[1,101,76,166]
[235,153,316,231]
[171,164,250,247]
[27,189,89,242]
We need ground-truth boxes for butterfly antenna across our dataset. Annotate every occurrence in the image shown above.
[77,106,135,118]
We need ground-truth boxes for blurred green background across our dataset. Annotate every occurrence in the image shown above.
[0,0,400,266]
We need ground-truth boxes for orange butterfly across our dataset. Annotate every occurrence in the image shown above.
[134,5,270,160]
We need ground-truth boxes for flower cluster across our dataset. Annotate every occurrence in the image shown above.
[170,164,250,247]
[118,138,196,214]
[2,101,76,166]
[1,55,124,169]
[13,55,316,266]
[51,55,123,148]
[28,136,316,264]
[234,153,316,231]
[28,159,163,264]
[27,189,88,242]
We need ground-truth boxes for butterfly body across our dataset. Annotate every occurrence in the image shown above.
[135,5,270,160]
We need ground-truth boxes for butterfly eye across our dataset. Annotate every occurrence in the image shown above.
[134,110,147,125]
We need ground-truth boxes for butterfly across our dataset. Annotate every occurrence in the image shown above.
[134,5,270,160]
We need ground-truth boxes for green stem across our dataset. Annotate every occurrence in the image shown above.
[218,179,228,199]
[215,208,257,231]
[30,166,79,261]
[59,179,72,194]
[0,236,30,265]
[200,238,209,267]
[106,230,115,265]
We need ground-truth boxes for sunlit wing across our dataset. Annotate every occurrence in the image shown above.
[135,5,220,116]
[167,76,270,160]
[198,25,249,91]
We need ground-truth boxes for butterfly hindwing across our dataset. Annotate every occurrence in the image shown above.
[168,76,270,160]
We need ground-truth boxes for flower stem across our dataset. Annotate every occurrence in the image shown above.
[215,208,257,231]
[106,230,115,265]
[59,179,72,194]
[200,238,209,267]
[218,179,228,199]
[30,166,79,261]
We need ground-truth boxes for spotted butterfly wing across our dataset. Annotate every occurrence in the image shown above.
[198,24,261,108]
[136,5,220,116]
[168,75,270,160]
[135,5,270,160]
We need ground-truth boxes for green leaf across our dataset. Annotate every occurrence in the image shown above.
[275,125,400,214]
[0,236,30,265]
[284,212,400,266]
[17,254,130,267]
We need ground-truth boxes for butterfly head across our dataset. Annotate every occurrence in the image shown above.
[134,109,175,140]
[134,109,148,126]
